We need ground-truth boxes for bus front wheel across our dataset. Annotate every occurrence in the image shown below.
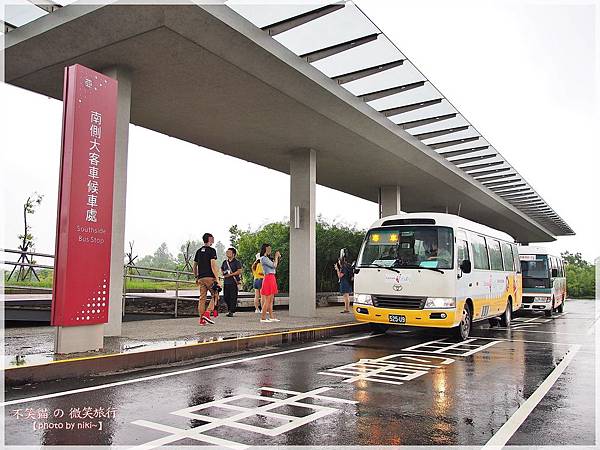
[454,303,472,341]
[499,300,512,327]
[557,298,564,313]
[370,323,390,334]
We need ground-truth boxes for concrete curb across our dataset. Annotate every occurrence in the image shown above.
[4,322,370,386]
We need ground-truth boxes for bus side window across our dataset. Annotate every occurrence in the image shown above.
[501,242,514,271]
[472,235,490,270]
[457,239,469,265]
[486,238,504,271]
[511,244,521,273]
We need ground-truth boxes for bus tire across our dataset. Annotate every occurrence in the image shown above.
[499,300,512,327]
[557,298,564,313]
[545,301,554,317]
[454,302,472,341]
[370,323,389,334]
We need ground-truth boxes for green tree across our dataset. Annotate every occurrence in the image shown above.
[229,219,365,292]
[9,193,44,282]
[137,242,178,279]
[176,240,203,271]
[215,240,226,267]
[561,251,595,298]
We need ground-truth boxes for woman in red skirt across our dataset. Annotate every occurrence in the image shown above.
[259,243,281,323]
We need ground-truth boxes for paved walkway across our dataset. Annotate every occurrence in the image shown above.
[4,306,355,366]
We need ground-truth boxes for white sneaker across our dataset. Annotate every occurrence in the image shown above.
[260,319,270,323]
[255,309,260,314]
[269,318,280,322]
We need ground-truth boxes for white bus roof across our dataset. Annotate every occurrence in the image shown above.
[369,212,516,243]
[517,245,559,258]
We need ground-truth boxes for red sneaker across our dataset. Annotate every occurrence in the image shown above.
[212,310,218,318]
[202,311,215,325]
[199,316,206,326]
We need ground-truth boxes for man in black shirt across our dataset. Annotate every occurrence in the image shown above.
[221,247,243,317]
[193,233,221,325]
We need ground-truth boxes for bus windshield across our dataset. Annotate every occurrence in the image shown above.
[358,226,454,270]
[520,256,549,279]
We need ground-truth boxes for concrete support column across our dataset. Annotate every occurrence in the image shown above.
[378,185,402,218]
[289,149,317,317]
[103,67,132,337]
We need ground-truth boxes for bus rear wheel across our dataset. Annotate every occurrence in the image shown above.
[370,323,390,334]
[454,303,472,341]
[499,300,512,327]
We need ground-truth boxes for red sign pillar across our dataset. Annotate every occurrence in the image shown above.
[52,64,118,330]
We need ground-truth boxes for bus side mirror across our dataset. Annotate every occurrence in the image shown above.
[460,260,472,274]
[551,268,558,277]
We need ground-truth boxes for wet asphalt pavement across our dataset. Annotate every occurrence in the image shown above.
[4,299,597,447]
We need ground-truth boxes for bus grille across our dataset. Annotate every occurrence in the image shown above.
[372,296,426,310]
[522,297,534,304]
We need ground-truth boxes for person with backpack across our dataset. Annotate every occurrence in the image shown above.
[251,253,264,314]
[334,252,353,313]
[221,247,243,317]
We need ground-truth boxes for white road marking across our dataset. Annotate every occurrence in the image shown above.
[471,335,589,347]
[483,344,582,448]
[130,386,356,450]
[402,338,501,357]
[586,314,600,335]
[320,353,453,385]
[495,328,587,336]
[2,334,375,406]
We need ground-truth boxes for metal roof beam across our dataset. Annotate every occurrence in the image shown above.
[490,184,527,192]
[397,113,457,130]
[300,33,379,63]
[415,125,470,141]
[381,98,443,117]
[28,0,61,14]
[495,187,530,196]
[475,173,516,183]
[513,200,545,206]
[332,60,405,84]
[429,136,480,150]
[504,194,537,201]
[449,153,497,166]
[439,145,489,158]
[471,167,511,178]
[261,3,345,36]
[483,179,525,191]
[359,80,426,102]
[463,161,505,172]
[2,20,17,33]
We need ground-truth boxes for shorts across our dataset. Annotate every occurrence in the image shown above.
[253,278,263,290]
[261,273,278,296]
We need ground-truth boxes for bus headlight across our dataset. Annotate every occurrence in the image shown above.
[533,297,551,303]
[354,294,373,305]
[425,297,456,309]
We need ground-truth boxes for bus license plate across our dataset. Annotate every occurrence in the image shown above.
[388,314,406,324]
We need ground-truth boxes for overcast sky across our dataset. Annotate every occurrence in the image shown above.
[1,0,598,264]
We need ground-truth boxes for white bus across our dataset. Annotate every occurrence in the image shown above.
[518,246,566,316]
[353,213,522,340]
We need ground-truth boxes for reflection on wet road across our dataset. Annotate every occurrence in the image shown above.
[4,299,596,447]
